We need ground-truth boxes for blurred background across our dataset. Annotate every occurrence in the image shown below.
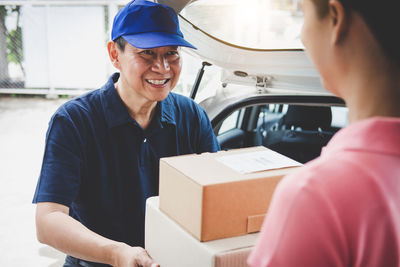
[0,0,302,265]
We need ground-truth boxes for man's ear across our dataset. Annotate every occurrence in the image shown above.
[329,0,349,45]
[107,41,121,70]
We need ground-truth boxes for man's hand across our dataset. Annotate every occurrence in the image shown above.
[35,202,159,266]
[112,243,159,267]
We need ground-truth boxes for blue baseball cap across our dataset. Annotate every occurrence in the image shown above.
[111,0,196,49]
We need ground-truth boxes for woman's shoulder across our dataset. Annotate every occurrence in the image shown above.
[277,152,378,208]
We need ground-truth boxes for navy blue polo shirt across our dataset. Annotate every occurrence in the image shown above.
[33,73,219,258]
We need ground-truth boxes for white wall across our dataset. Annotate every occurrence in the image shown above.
[22,5,109,89]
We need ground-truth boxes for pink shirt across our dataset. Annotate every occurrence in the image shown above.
[248,117,400,267]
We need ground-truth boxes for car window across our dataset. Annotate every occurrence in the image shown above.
[216,103,348,163]
[257,104,286,132]
[331,106,348,128]
[180,0,304,49]
[217,104,348,137]
[258,104,348,130]
[218,109,241,135]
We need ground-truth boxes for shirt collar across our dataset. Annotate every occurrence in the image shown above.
[159,93,177,126]
[101,73,176,128]
[101,73,133,128]
[322,117,400,157]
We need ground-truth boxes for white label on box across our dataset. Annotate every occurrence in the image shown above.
[216,150,302,174]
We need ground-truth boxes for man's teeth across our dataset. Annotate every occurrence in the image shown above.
[147,79,168,85]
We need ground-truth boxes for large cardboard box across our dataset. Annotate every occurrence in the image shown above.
[145,196,258,267]
[159,146,301,242]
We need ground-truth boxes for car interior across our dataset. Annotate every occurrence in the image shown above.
[213,101,347,164]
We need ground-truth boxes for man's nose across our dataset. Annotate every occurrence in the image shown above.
[152,56,170,73]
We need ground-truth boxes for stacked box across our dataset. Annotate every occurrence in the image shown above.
[159,146,301,241]
[145,196,258,267]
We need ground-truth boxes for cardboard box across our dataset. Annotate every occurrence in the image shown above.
[145,196,258,267]
[159,146,301,242]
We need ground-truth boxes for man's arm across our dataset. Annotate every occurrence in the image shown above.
[196,107,220,153]
[35,202,159,267]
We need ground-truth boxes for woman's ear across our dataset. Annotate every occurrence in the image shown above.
[107,41,121,70]
[329,0,349,45]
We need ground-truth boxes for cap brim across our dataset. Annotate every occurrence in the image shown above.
[121,32,196,49]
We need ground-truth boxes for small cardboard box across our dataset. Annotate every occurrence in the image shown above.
[159,146,301,242]
[145,196,258,267]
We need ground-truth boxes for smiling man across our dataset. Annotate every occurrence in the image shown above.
[32,1,219,266]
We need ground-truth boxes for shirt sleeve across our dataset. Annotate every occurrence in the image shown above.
[247,169,347,267]
[196,106,220,153]
[33,112,83,207]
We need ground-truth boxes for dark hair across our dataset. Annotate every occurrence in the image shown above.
[311,0,400,67]
[311,0,330,18]
[114,36,127,51]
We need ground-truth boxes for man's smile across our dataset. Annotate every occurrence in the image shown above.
[146,79,170,85]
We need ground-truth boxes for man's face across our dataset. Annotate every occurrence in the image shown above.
[116,43,182,103]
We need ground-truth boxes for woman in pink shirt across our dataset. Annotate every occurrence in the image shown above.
[248,0,400,266]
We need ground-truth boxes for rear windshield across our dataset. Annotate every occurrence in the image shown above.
[180,0,304,49]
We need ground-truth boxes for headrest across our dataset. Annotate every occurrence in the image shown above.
[281,105,332,130]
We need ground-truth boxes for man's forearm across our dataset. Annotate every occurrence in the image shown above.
[36,205,120,265]
[35,202,126,265]
[35,202,158,267]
